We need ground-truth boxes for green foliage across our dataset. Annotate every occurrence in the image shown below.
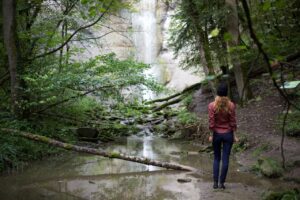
[262,189,299,200]
[252,143,271,158]
[182,94,194,107]
[232,133,249,153]
[0,0,164,173]
[252,157,283,178]
[168,0,230,70]
[285,110,300,137]
[169,0,300,85]
[22,53,158,112]
[177,109,198,125]
[0,116,69,172]
[249,0,300,59]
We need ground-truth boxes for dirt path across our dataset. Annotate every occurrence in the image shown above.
[190,78,300,185]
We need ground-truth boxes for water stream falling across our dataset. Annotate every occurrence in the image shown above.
[132,0,161,100]
[132,0,157,65]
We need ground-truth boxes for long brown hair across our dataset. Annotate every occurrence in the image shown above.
[214,96,231,113]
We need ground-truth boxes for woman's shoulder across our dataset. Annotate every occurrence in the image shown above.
[208,101,215,108]
[229,101,236,109]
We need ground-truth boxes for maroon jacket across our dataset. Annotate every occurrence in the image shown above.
[208,101,237,133]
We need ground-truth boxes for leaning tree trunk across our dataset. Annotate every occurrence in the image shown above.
[226,0,252,102]
[186,1,217,95]
[1,128,196,172]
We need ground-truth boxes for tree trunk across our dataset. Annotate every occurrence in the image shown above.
[2,0,22,117]
[187,2,217,95]
[1,128,196,172]
[226,0,252,102]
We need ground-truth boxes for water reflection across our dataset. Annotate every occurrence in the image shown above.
[0,136,293,200]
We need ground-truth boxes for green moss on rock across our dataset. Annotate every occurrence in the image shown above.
[262,188,299,200]
[257,158,283,178]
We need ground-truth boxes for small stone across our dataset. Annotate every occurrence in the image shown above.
[177,178,192,183]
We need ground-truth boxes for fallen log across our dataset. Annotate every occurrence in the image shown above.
[1,128,196,171]
[145,82,202,104]
[152,95,185,112]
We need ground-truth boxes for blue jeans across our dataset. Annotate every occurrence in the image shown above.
[213,131,233,183]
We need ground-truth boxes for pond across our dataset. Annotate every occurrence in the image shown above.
[0,135,287,200]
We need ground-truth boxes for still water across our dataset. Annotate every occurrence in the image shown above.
[0,136,287,200]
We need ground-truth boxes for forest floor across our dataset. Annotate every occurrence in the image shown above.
[189,74,300,186]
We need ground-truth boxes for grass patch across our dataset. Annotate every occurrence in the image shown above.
[262,188,299,200]
[252,143,271,158]
[252,157,283,178]
[278,103,300,137]
[232,133,249,153]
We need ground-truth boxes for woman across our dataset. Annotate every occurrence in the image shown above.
[208,83,238,189]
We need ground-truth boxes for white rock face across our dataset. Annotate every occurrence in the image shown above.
[155,1,204,91]
[75,0,204,92]
[72,10,134,60]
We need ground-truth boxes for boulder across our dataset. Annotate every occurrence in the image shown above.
[258,158,283,178]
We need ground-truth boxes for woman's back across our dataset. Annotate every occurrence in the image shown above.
[208,98,236,134]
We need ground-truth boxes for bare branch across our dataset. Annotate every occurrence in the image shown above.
[71,30,116,41]
[35,84,115,114]
[0,72,10,86]
[32,1,113,60]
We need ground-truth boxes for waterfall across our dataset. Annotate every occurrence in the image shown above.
[132,0,157,64]
[132,0,203,97]
[132,0,161,100]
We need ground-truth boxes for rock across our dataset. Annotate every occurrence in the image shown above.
[153,123,168,133]
[76,128,99,139]
[171,131,183,139]
[198,145,213,153]
[257,158,283,178]
[262,189,299,200]
[177,178,192,183]
[170,151,188,155]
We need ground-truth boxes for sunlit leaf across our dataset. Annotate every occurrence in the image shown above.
[262,1,271,11]
[81,0,88,5]
[209,28,220,38]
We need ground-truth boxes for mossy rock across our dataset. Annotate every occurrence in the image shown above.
[257,158,283,178]
[153,123,168,133]
[281,110,300,137]
[262,188,299,200]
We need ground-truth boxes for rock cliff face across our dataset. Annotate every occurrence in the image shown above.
[76,0,204,91]
[155,1,204,91]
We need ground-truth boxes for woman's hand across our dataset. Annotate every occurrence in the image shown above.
[208,135,213,142]
[234,136,239,143]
